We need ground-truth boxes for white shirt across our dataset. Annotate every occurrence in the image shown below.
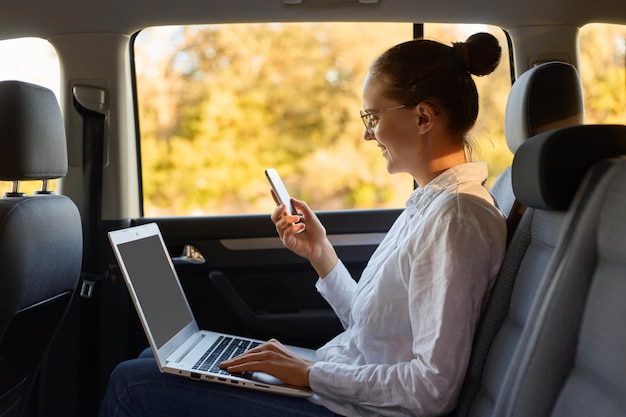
[308,162,506,417]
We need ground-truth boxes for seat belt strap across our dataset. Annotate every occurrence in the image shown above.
[506,199,527,247]
[73,87,108,299]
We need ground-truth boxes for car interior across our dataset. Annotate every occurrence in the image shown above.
[0,0,625,416]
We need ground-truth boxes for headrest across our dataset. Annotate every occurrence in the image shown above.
[0,80,68,181]
[512,124,626,210]
[505,62,584,153]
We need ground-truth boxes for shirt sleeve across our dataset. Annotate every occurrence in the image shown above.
[309,199,506,416]
[315,260,357,329]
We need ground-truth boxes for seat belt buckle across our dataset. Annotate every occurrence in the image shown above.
[80,279,96,299]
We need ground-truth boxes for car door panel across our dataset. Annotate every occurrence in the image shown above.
[133,208,401,348]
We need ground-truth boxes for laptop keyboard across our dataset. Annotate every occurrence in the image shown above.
[192,336,261,375]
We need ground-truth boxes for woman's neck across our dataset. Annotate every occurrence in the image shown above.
[413,143,467,187]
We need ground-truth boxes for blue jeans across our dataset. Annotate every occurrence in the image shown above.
[99,349,339,417]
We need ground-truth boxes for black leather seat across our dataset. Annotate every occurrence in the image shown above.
[0,80,83,417]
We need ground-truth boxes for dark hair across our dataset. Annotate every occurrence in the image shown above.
[369,32,501,139]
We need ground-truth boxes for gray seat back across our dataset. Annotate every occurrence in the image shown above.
[452,125,626,417]
[491,61,584,218]
[496,125,626,417]
[0,80,83,417]
[454,62,584,417]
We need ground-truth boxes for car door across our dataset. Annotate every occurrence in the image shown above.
[119,21,421,350]
[134,209,401,349]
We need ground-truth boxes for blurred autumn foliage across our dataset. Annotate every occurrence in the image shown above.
[0,23,626,207]
[135,23,517,215]
[7,23,620,213]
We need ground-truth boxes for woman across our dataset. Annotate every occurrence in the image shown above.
[100,32,506,417]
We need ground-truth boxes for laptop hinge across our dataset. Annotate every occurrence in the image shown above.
[167,333,204,364]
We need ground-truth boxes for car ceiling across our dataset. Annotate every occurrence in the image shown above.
[2,0,625,41]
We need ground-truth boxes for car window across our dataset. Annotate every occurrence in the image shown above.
[133,23,511,216]
[579,23,626,124]
[0,37,60,195]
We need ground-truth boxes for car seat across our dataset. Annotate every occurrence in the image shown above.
[451,61,584,416]
[495,124,626,417]
[490,61,584,243]
[451,124,626,417]
[0,80,83,417]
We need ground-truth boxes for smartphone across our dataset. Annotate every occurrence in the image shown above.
[264,168,296,215]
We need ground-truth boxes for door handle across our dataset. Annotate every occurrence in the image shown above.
[172,245,205,265]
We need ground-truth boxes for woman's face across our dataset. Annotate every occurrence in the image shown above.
[361,73,421,176]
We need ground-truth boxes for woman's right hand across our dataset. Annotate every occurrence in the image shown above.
[271,196,338,277]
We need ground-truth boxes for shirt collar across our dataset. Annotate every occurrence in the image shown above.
[405,162,489,217]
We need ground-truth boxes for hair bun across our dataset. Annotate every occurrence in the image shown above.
[454,32,502,76]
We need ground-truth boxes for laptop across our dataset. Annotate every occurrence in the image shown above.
[108,222,315,397]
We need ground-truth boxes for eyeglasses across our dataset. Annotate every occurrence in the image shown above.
[359,104,410,133]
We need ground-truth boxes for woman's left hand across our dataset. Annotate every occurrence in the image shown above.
[219,339,314,388]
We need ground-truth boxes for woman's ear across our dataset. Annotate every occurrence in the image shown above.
[414,102,437,134]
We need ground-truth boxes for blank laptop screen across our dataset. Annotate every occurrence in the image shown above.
[117,235,194,348]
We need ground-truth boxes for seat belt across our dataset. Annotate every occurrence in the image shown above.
[73,86,110,417]
[73,85,109,298]
[506,199,527,247]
